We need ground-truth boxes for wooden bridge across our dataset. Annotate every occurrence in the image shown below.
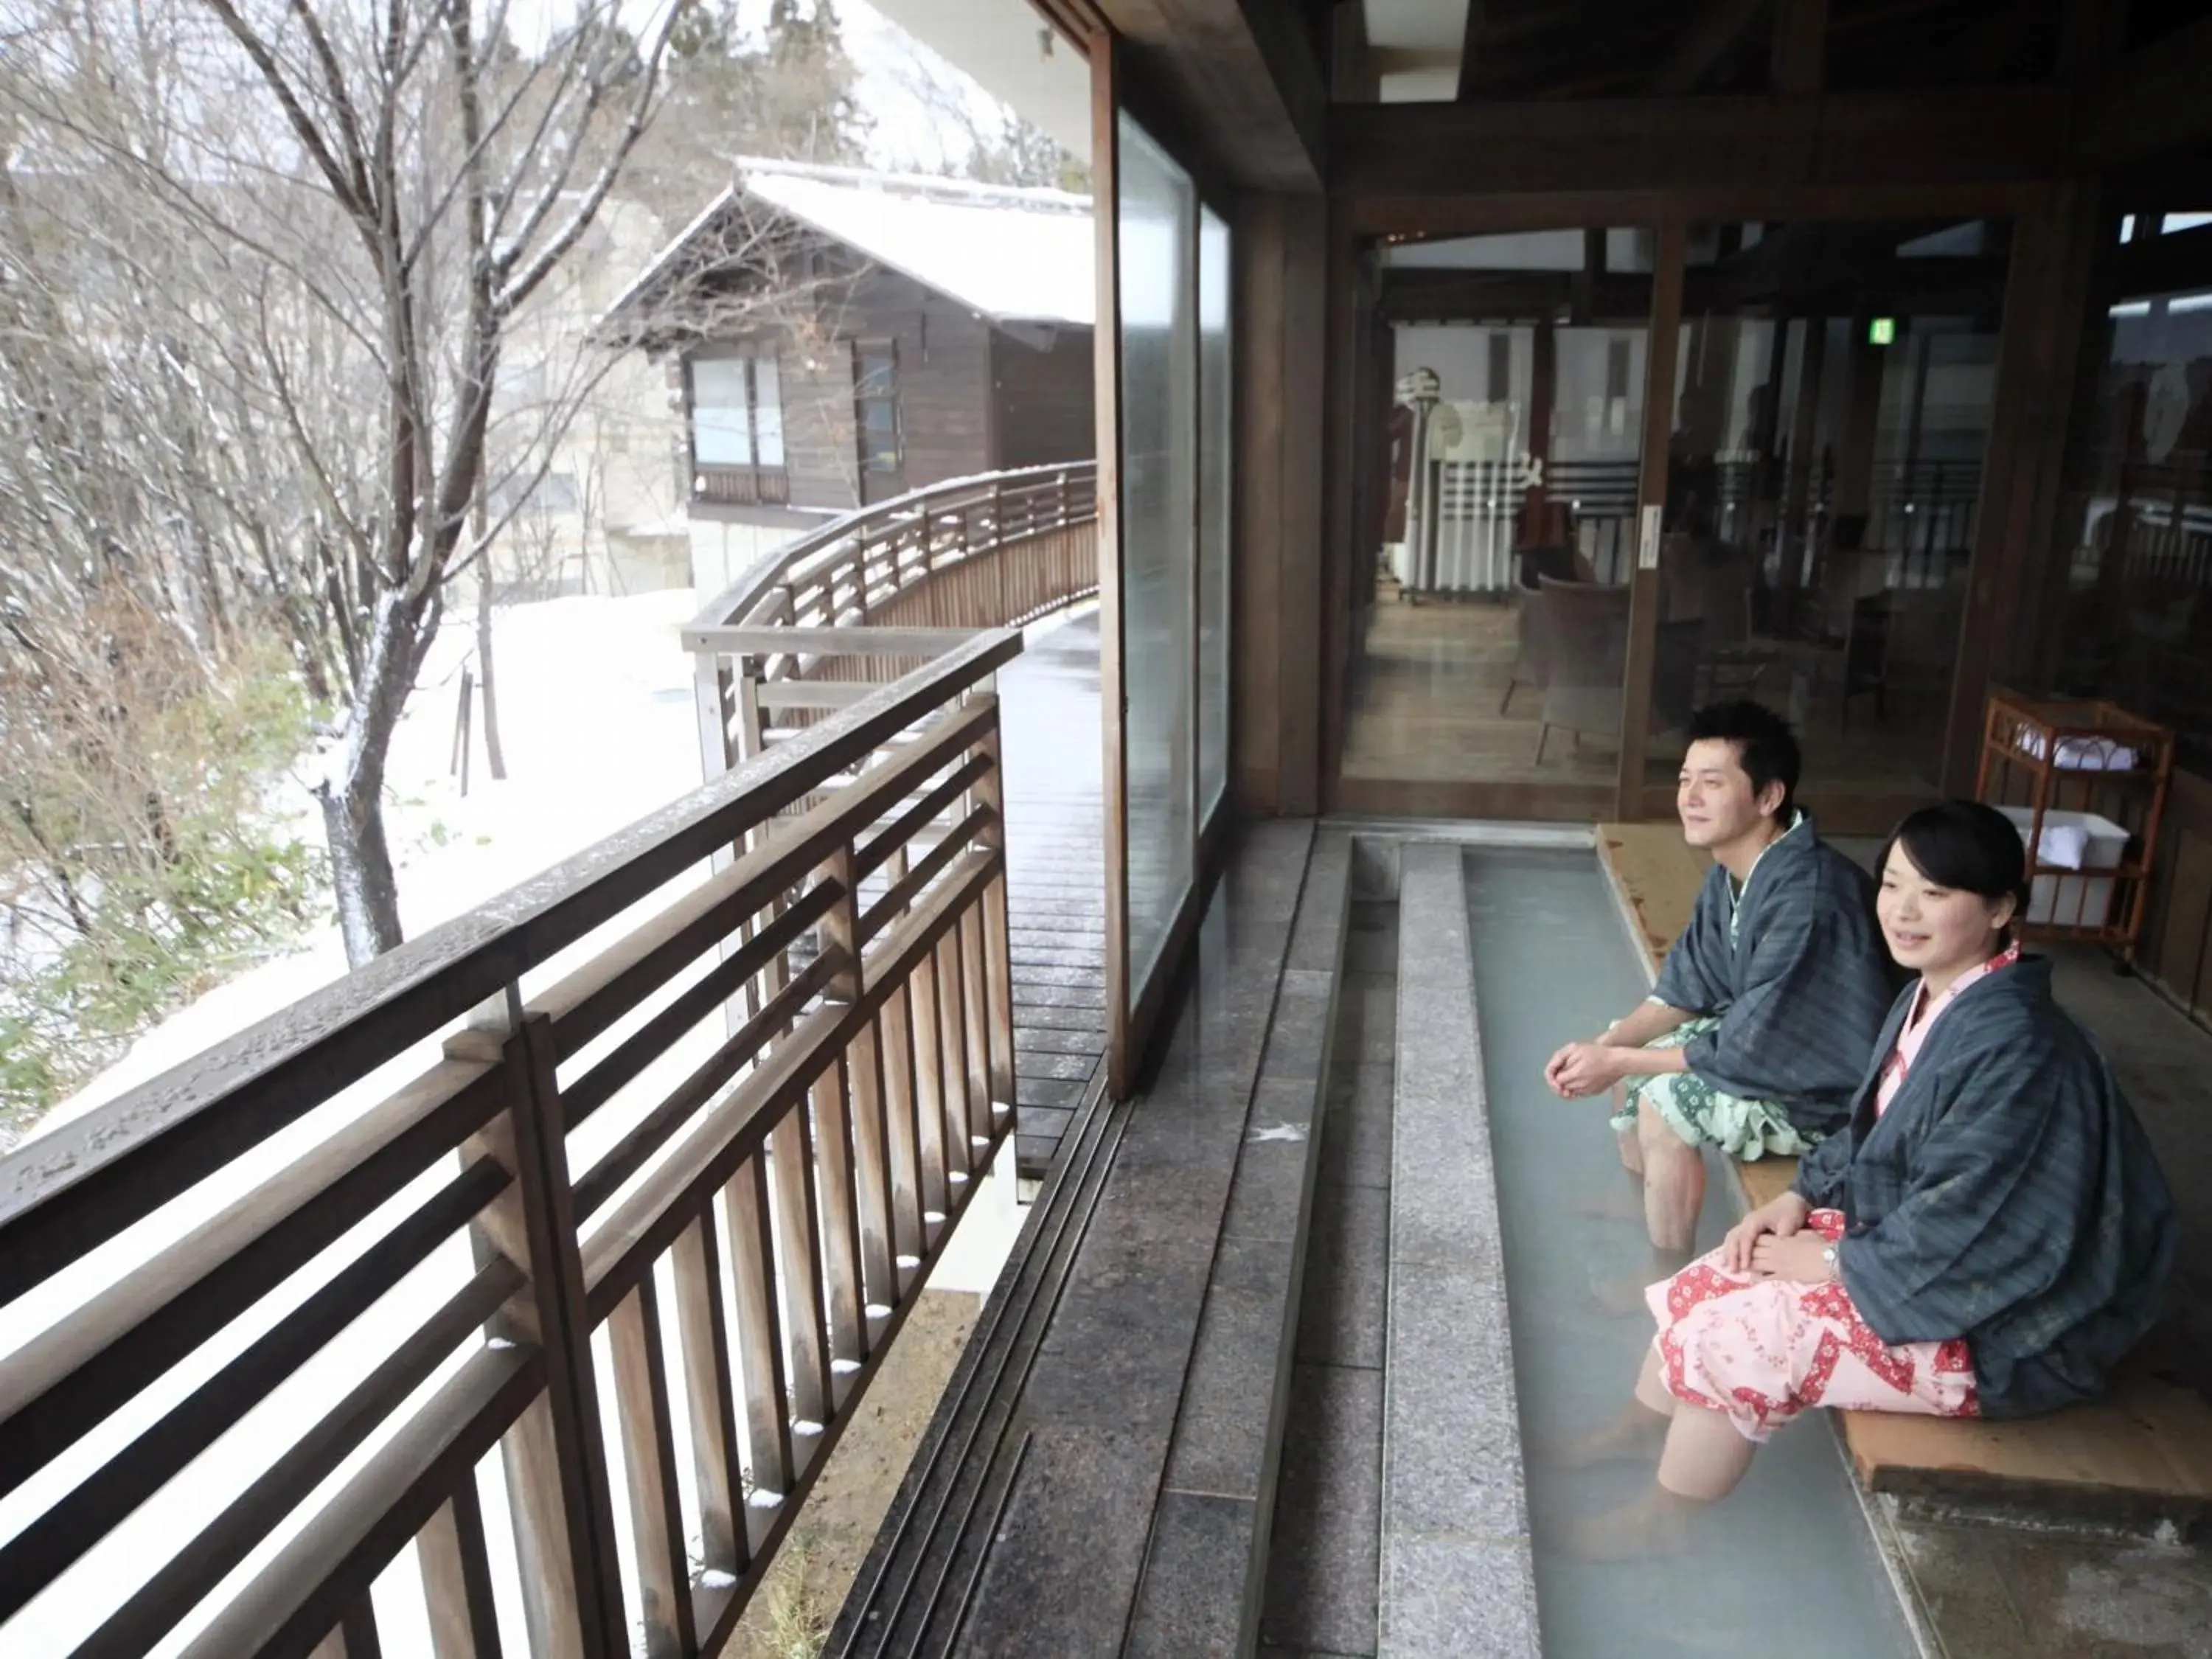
[0,465,1106,1657]
[681,462,1106,1180]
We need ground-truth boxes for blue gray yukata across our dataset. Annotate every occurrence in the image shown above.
[1614,813,1896,1158]
[1792,956,2177,1419]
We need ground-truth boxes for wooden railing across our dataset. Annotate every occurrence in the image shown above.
[0,633,1023,1659]
[684,462,1098,773]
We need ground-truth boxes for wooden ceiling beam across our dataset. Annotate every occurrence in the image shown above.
[1099,0,1327,191]
[1330,85,2066,198]
[1770,0,1827,93]
[2073,14,2212,171]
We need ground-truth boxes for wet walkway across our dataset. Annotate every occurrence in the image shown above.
[998,608,1107,1180]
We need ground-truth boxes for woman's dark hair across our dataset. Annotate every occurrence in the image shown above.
[1879,801,2031,925]
[1686,700,1801,822]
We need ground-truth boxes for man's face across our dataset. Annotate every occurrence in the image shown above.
[1677,738,1773,849]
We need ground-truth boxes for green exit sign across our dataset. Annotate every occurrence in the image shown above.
[1868,317,1897,345]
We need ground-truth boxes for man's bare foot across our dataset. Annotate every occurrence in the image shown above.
[1572,1186,1646,1224]
[1562,1486,1704,1562]
[1540,1408,1667,1470]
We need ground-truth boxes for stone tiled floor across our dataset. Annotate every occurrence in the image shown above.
[1262,901,1397,1657]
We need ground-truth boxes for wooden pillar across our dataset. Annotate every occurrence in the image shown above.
[1940,181,2107,795]
[1232,189,1329,817]
[1616,214,1688,821]
[1091,35,1132,1092]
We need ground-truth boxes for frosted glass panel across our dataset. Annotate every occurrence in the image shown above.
[692,358,753,465]
[1198,206,1232,822]
[752,357,785,466]
[1118,116,1196,998]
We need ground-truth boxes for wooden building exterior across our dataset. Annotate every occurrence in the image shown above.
[608,161,1097,587]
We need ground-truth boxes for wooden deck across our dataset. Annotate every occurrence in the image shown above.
[998,608,1107,1180]
[1598,821,2212,1522]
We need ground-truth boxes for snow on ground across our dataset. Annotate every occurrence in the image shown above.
[37,588,706,1136]
[4,588,1035,1658]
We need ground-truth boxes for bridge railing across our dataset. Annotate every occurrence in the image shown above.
[684,461,1099,774]
[0,631,1022,1659]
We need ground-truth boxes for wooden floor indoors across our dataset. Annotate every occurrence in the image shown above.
[1341,575,1952,800]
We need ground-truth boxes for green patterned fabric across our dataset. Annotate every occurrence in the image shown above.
[1608,1018,1815,1160]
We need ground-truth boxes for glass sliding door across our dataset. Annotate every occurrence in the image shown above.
[1644,220,2011,827]
[1337,227,1654,815]
[1115,114,1198,1004]
[1198,205,1233,825]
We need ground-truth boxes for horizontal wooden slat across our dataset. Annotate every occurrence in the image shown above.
[0,629,1023,1301]
[81,1264,526,1659]
[756,682,885,711]
[572,948,844,1222]
[582,849,1003,1319]
[532,695,1000,1055]
[684,625,981,655]
[0,1155,510,1621]
[555,880,844,1126]
[0,1060,504,1503]
[172,1343,542,1659]
[862,810,998,946]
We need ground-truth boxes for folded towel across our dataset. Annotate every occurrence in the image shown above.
[2018,731,2138,771]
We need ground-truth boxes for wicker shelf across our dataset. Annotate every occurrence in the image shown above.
[1975,692,2176,952]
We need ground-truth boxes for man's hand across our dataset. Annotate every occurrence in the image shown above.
[1722,1191,1811,1273]
[1544,1041,1624,1099]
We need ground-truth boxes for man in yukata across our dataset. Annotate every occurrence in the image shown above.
[1543,700,1895,1276]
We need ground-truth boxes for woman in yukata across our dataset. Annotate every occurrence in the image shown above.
[1563,800,2177,1555]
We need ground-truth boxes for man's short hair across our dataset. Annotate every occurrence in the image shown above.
[1686,701,1800,823]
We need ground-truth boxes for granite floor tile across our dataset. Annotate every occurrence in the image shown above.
[1377,1533,1540,1659]
[1223,1078,1324,1245]
[1124,1489,1258,1659]
[1382,1265,1527,1543]
[1261,1363,1385,1657]
[1350,978,1399,1063]
[956,1425,1156,1659]
[1320,1071,1394,1192]
[1297,1180,1390,1370]
[1165,1236,1296,1500]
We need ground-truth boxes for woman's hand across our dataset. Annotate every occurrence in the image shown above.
[1750,1228,1837,1283]
[1544,1041,1623,1099]
[1722,1191,1811,1273]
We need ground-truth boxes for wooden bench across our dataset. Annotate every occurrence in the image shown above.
[1597,823,2212,1523]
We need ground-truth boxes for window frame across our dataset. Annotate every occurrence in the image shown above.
[686,346,790,506]
[852,337,905,482]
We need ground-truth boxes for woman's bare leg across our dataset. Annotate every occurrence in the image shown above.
[1655,1402,1759,1500]
[1565,1363,1759,1559]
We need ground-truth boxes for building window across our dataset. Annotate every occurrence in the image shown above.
[854,341,902,476]
[689,350,787,505]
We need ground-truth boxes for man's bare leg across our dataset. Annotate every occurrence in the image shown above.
[1576,1086,1649,1223]
[1635,1097,1706,1257]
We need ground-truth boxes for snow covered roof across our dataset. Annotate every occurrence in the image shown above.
[611,159,1096,331]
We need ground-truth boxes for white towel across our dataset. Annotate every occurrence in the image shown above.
[2018,731,2138,771]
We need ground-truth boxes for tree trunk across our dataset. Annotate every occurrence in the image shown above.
[473,489,508,781]
[317,595,415,966]
[317,771,404,966]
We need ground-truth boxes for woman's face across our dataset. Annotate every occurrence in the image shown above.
[1877,843,2015,979]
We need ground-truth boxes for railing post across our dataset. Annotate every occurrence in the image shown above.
[449,993,625,1659]
[818,841,899,1338]
[970,700,1018,1121]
